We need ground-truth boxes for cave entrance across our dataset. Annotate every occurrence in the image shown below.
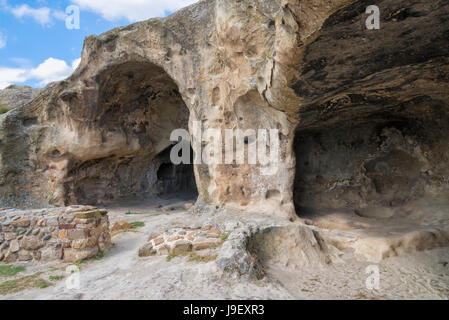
[64,61,198,205]
[154,145,198,200]
[293,109,449,234]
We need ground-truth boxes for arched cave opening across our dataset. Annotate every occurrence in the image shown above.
[63,61,198,205]
[293,103,449,234]
[154,145,198,200]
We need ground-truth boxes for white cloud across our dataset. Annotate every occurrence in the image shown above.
[0,57,80,89]
[52,10,68,21]
[0,31,6,49]
[29,58,75,86]
[1,1,66,26]
[10,4,52,26]
[0,67,27,89]
[71,0,198,22]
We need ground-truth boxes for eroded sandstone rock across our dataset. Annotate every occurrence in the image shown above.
[0,0,448,262]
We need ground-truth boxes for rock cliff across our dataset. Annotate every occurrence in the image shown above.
[0,0,448,229]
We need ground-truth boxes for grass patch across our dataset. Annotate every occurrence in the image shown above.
[111,228,139,237]
[130,221,145,228]
[93,249,105,260]
[0,272,52,295]
[49,275,64,281]
[125,211,143,215]
[72,249,105,269]
[220,232,230,242]
[111,221,144,237]
[0,265,26,277]
[166,247,192,262]
[47,266,65,272]
[188,252,217,263]
[0,107,10,114]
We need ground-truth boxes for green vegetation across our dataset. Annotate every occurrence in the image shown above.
[49,275,64,281]
[0,272,52,295]
[73,249,105,269]
[0,265,26,277]
[130,221,145,228]
[166,247,192,262]
[188,252,217,263]
[220,232,230,242]
[125,211,143,215]
[111,221,144,237]
[0,103,10,114]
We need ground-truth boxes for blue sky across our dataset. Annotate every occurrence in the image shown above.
[0,0,197,88]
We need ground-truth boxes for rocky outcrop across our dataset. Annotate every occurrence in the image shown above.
[0,85,42,113]
[0,0,448,233]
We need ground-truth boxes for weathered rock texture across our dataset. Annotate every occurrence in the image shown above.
[0,0,448,231]
[0,85,42,112]
[0,205,111,263]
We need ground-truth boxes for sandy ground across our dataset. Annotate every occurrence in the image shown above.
[1,198,448,300]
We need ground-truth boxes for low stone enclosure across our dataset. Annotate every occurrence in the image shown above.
[0,206,111,263]
[0,0,449,273]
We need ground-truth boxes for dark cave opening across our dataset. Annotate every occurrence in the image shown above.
[154,145,198,200]
[293,111,449,224]
[63,61,198,205]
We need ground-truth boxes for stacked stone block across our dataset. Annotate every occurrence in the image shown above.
[138,225,224,257]
[0,205,111,263]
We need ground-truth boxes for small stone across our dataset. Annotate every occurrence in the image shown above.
[21,236,45,250]
[74,218,95,224]
[75,210,101,219]
[59,230,68,239]
[46,218,59,226]
[112,221,132,231]
[67,229,89,240]
[171,240,192,255]
[9,239,20,252]
[66,206,97,214]
[17,228,27,235]
[206,232,220,238]
[4,232,16,240]
[167,236,183,242]
[12,216,21,221]
[156,245,169,255]
[153,237,164,245]
[1,220,10,226]
[192,238,221,251]
[3,251,17,263]
[11,218,30,228]
[32,250,41,261]
[59,223,76,230]
[40,247,59,261]
[72,237,96,249]
[0,241,7,251]
[138,243,156,257]
[63,247,99,262]
[18,249,33,261]
[32,228,40,235]
[43,234,51,241]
